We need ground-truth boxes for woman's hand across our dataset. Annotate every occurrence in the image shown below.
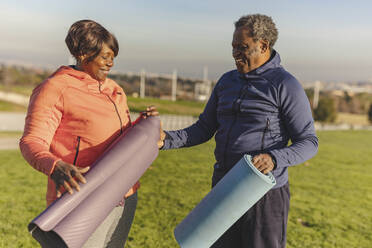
[141,106,165,148]
[140,105,159,118]
[50,160,90,198]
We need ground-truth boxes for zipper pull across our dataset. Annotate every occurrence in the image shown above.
[261,118,270,151]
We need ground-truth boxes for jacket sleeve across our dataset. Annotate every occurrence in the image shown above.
[269,76,318,169]
[162,84,219,149]
[19,80,65,176]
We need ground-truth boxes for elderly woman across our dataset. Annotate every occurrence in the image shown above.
[20,20,160,247]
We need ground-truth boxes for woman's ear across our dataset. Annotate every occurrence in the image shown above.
[77,54,87,64]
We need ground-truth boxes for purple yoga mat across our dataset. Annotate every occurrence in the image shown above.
[29,116,160,248]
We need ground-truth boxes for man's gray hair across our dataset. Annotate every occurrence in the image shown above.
[235,14,278,49]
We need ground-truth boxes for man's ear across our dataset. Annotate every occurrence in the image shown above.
[260,40,270,53]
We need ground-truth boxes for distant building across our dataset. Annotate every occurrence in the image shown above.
[194,81,212,101]
[303,80,372,95]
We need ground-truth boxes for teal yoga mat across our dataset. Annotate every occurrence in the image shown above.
[174,154,276,248]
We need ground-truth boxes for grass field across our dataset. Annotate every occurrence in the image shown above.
[0,100,27,112]
[0,85,34,97]
[336,112,370,126]
[0,95,205,117]
[0,131,22,138]
[126,96,205,117]
[1,131,372,247]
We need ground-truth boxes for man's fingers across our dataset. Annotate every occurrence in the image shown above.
[256,163,266,172]
[157,140,164,149]
[252,156,268,173]
[252,155,261,164]
[252,154,275,173]
[252,155,263,167]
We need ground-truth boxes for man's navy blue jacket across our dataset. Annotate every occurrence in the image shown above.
[162,51,318,188]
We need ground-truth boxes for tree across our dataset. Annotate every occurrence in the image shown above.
[314,97,337,123]
[368,103,372,124]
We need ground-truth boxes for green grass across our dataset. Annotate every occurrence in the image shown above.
[0,96,205,116]
[0,131,23,138]
[1,131,372,247]
[127,96,205,117]
[0,85,33,96]
[286,131,372,248]
[0,150,46,248]
[0,85,205,116]
[0,100,27,112]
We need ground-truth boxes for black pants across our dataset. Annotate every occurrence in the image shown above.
[211,182,290,248]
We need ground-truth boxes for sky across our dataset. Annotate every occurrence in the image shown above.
[1,0,372,82]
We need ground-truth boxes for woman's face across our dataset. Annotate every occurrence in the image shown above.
[81,43,115,82]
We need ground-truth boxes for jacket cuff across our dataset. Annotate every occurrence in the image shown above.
[160,131,172,150]
[267,151,277,170]
[48,158,62,176]
[267,150,282,169]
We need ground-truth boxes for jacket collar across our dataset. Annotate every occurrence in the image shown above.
[240,49,282,78]
[52,66,113,94]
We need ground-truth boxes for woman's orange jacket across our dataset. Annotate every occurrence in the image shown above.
[20,66,139,206]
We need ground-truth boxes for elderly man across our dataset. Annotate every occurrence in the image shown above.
[161,14,318,247]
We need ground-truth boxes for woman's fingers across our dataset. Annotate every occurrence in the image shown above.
[52,162,90,198]
[144,105,159,117]
[146,105,155,111]
[75,166,89,184]
[68,177,80,192]
[78,166,90,174]
[63,181,73,195]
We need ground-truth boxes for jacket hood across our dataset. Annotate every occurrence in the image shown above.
[51,66,105,83]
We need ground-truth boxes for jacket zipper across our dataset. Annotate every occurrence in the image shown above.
[73,136,81,165]
[261,118,270,151]
[222,84,245,167]
[105,95,123,135]
[99,84,123,135]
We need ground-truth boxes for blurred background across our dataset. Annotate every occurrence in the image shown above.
[1,1,372,247]
[1,0,372,126]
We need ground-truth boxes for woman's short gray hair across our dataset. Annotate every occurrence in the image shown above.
[235,14,278,49]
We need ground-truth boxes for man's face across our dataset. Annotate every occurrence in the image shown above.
[232,27,263,74]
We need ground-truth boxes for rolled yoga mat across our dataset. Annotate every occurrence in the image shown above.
[174,154,276,248]
[28,116,160,248]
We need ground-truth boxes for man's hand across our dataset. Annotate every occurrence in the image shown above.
[51,160,89,198]
[158,121,166,149]
[252,153,275,174]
